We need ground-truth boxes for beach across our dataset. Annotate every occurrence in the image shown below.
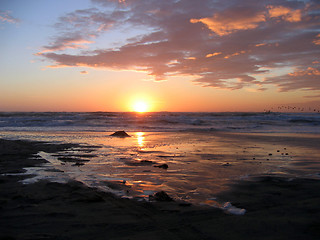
[2,0,320,237]
[1,132,320,240]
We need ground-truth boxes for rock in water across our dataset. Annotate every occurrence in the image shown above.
[151,191,174,202]
[110,131,131,137]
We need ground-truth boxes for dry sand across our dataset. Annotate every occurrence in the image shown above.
[1,136,320,240]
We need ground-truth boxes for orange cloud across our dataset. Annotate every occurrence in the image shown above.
[224,50,246,59]
[268,5,302,22]
[192,5,303,37]
[289,67,320,77]
[313,33,320,45]
[255,43,267,47]
[191,9,265,36]
[206,52,221,58]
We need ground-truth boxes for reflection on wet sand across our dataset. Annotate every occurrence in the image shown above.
[14,131,320,205]
[136,132,145,147]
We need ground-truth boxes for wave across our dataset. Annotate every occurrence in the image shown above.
[0,112,320,133]
[288,119,320,125]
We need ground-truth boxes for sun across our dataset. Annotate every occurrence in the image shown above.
[133,101,148,113]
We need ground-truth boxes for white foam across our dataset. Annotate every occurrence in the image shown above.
[222,202,246,215]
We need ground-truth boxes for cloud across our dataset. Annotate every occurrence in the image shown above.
[206,52,221,58]
[80,70,88,74]
[304,94,320,98]
[38,0,320,92]
[313,33,320,45]
[265,67,320,91]
[37,8,118,54]
[224,50,247,59]
[38,34,94,54]
[0,11,20,24]
[267,5,302,22]
[190,7,266,36]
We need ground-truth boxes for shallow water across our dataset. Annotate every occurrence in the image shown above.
[2,130,319,205]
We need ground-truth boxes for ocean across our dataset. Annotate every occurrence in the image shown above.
[1,112,320,206]
[0,111,320,133]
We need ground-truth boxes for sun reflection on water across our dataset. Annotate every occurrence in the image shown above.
[136,132,145,147]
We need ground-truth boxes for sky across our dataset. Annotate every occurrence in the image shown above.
[1,0,320,112]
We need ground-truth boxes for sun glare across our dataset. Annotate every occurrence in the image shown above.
[133,101,148,113]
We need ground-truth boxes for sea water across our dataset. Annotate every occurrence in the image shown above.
[1,112,320,206]
[0,112,320,133]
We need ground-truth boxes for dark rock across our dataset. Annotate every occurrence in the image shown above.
[110,131,131,137]
[154,164,168,169]
[151,191,174,202]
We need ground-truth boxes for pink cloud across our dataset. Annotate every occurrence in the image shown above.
[37,0,320,92]
[0,11,20,24]
[38,37,94,54]
[37,8,117,54]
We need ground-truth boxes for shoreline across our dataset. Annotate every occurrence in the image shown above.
[1,138,320,239]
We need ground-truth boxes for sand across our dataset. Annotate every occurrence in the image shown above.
[1,136,320,240]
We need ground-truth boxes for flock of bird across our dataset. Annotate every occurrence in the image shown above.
[264,106,320,113]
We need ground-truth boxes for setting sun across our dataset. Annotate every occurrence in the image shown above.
[132,101,148,113]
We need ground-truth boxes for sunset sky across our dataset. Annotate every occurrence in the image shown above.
[1,0,320,112]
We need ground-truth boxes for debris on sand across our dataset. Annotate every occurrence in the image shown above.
[72,162,85,167]
[154,164,168,169]
[222,163,231,167]
[222,202,246,215]
[110,131,131,137]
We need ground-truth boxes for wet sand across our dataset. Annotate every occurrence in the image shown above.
[1,136,320,240]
